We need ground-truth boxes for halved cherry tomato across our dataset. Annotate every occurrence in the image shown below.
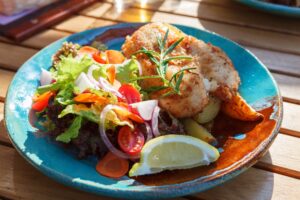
[32,91,55,112]
[118,126,145,156]
[106,50,125,64]
[96,151,129,178]
[118,84,141,104]
[93,51,107,64]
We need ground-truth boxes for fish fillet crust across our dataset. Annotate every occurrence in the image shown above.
[122,23,240,118]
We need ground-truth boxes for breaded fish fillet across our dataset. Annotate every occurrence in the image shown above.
[122,23,240,118]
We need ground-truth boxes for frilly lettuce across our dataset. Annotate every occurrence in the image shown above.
[116,58,141,90]
[56,116,82,143]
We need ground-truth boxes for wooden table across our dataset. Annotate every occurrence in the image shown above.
[1,0,300,199]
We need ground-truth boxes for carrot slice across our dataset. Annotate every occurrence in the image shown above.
[96,152,129,178]
[113,107,144,123]
[106,50,125,64]
[107,65,116,84]
[78,46,98,55]
[74,93,107,104]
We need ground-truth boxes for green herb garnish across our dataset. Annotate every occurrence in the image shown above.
[133,29,194,97]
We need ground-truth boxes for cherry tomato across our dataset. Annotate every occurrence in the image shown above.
[93,51,107,64]
[118,126,145,155]
[118,84,141,104]
[32,91,55,112]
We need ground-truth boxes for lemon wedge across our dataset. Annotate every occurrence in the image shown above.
[129,135,220,177]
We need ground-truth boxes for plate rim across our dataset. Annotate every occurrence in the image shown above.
[4,22,283,199]
[236,0,300,17]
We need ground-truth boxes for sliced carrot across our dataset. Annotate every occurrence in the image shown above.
[107,65,116,84]
[106,50,125,64]
[74,93,107,104]
[96,151,129,178]
[33,91,55,102]
[78,46,98,55]
[113,107,144,123]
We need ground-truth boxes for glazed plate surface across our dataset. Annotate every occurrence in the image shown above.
[4,23,282,199]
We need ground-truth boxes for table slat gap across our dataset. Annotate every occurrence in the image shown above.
[184,195,206,200]
[282,97,300,106]
[269,69,300,79]
[280,127,300,138]
[254,161,300,180]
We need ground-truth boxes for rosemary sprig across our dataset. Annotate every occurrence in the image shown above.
[132,29,194,96]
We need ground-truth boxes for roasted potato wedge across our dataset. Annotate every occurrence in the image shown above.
[183,118,217,145]
[221,93,264,122]
[193,97,221,124]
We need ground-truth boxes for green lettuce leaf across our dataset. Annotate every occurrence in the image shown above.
[55,82,75,105]
[116,59,141,90]
[37,82,61,94]
[56,116,82,143]
[92,65,107,80]
[58,104,99,123]
[56,55,93,81]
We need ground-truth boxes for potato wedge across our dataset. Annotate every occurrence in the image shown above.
[193,97,221,124]
[221,93,264,122]
[183,118,217,145]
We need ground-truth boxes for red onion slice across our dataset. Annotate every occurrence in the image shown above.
[151,106,161,137]
[144,122,153,142]
[98,77,124,99]
[87,64,101,86]
[99,105,139,159]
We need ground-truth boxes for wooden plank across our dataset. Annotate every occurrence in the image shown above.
[196,168,300,200]
[149,12,300,55]
[0,69,15,98]
[102,7,154,22]
[247,47,300,77]
[80,2,113,17]
[273,73,300,101]
[282,102,300,132]
[0,145,186,200]
[54,15,115,33]
[0,43,38,71]
[84,2,300,54]
[260,134,300,172]
[22,29,70,49]
[131,0,300,36]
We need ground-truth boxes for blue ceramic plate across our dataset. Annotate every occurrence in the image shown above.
[5,23,282,199]
[236,0,300,17]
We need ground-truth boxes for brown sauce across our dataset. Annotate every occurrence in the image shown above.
[133,104,277,185]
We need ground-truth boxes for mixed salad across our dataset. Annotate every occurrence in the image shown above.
[31,24,263,178]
